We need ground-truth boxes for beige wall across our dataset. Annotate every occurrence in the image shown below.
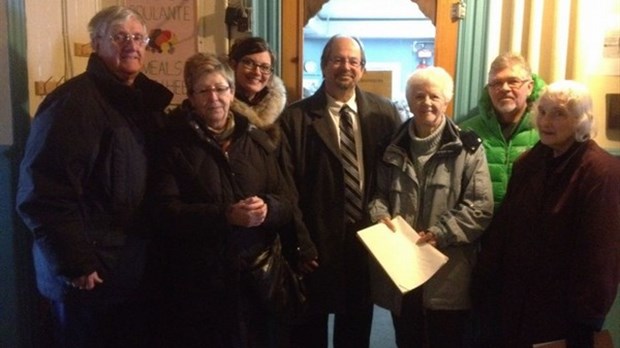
[25,0,244,115]
[22,1,620,151]
[487,0,620,152]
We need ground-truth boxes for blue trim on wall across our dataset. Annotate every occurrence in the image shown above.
[252,1,281,75]
[0,146,18,348]
[454,0,489,121]
[3,0,44,346]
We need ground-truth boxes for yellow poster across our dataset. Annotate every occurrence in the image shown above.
[124,0,198,105]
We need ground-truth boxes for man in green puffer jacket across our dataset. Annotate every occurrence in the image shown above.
[458,52,545,348]
[459,52,545,211]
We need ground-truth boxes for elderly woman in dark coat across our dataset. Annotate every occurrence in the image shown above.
[152,52,298,348]
[472,80,620,348]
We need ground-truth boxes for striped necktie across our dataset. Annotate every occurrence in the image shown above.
[339,105,363,223]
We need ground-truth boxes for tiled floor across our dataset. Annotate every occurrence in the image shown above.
[327,305,397,348]
[369,305,397,348]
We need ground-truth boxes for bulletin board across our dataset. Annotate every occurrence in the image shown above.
[359,71,393,100]
[124,0,198,105]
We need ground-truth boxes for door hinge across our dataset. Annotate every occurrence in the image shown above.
[451,1,466,21]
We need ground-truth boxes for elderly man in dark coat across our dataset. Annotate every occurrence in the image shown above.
[16,6,172,348]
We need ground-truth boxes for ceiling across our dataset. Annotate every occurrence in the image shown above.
[304,0,434,39]
[316,0,428,20]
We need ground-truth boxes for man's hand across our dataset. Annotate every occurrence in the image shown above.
[70,271,103,290]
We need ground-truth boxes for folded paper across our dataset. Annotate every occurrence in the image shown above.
[357,216,449,313]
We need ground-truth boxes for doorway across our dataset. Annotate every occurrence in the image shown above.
[281,0,459,113]
[301,0,434,117]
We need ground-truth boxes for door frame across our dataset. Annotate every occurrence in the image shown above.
[280,0,459,113]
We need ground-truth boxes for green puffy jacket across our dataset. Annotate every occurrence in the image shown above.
[458,74,545,211]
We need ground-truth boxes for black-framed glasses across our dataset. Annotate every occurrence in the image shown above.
[488,78,531,90]
[194,85,231,97]
[240,58,273,75]
[109,33,150,46]
[328,56,364,68]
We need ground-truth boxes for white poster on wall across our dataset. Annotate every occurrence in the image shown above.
[598,9,620,76]
[124,0,198,104]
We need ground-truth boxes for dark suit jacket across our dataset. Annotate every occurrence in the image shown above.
[279,83,402,311]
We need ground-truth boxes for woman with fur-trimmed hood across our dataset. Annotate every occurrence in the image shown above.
[228,37,287,145]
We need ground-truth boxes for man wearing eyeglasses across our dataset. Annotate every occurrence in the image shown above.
[16,6,172,348]
[459,52,545,212]
[280,35,402,348]
[457,52,545,347]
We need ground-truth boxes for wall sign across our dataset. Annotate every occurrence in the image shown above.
[124,0,197,105]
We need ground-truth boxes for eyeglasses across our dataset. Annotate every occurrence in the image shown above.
[240,58,273,75]
[193,85,231,97]
[328,57,364,68]
[109,33,150,46]
[488,78,531,90]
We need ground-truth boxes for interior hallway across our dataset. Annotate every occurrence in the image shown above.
[328,305,397,348]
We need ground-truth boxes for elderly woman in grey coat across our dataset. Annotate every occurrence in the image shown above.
[369,66,493,348]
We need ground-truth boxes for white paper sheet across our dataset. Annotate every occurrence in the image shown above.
[357,216,449,293]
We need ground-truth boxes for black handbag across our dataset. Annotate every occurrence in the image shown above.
[249,234,307,317]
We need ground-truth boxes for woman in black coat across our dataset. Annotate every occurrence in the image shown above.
[152,53,297,348]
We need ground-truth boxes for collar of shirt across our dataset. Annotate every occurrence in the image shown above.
[327,92,359,135]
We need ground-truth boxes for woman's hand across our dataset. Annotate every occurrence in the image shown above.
[416,231,437,247]
[379,215,396,232]
[298,258,320,274]
[226,196,268,227]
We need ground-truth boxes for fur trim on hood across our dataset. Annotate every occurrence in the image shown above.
[231,75,287,144]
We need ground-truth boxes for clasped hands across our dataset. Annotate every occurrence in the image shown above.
[226,196,268,227]
[379,216,437,247]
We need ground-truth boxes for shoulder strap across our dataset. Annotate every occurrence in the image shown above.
[460,130,483,153]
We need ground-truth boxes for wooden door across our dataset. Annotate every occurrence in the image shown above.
[280,0,459,113]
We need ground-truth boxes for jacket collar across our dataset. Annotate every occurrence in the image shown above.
[230,75,287,143]
[174,101,277,154]
[86,53,173,112]
[385,117,463,164]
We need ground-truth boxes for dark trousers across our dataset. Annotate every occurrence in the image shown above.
[238,272,290,348]
[392,288,469,348]
[50,298,155,348]
[290,225,374,348]
[463,301,501,348]
[289,296,374,348]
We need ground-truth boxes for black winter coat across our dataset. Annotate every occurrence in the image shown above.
[152,105,297,303]
[16,54,173,302]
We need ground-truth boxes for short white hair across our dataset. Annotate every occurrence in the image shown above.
[405,66,454,103]
[533,80,596,142]
[88,6,147,43]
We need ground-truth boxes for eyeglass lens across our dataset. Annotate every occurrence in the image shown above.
[241,58,273,74]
